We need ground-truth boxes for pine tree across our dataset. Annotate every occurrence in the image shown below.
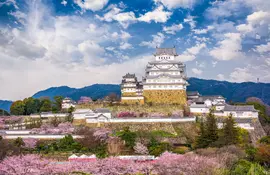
[205,110,218,146]
[195,118,208,148]
[222,114,239,145]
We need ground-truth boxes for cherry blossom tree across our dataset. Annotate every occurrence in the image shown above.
[134,142,149,155]
[30,122,74,135]
[23,138,38,149]
[117,112,136,118]
[93,128,112,142]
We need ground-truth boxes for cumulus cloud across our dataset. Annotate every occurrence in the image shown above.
[179,43,206,62]
[217,74,225,81]
[96,4,136,28]
[184,15,197,29]
[140,32,165,48]
[210,33,244,61]
[255,42,270,53]
[138,6,172,23]
[74,0,109,11]
[163,23,183,34]
[154,0,197,9]
[193,25,214,34]
[0,0,146,100]
[192,68,203,75]
[229,67,254,82]
[61,0,67,6]
[237,11,270,37]
[119,42,132,50]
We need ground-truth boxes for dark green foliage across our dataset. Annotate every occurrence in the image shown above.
[52,96,64,113]
[246,146,258,161]
[117,127,137,148]
[36,135,87,154]
[205,111,219,145]
[195,119,208,148]
[91,144,108,158]
[259,136,270,144]
[10,100,25,115]
[148,137,171,156]
[220,114,239,145]
[24,98,41,115]
[230,159,269,175]
[40,98,52,112]
[196,111,218,148]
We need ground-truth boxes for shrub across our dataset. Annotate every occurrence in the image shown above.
[259,136,270,144]
[231,159,269,175]
[117,127,137,148]
[255,144,270,166]
[172,146,189,154]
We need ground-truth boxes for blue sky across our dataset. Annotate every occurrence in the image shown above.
[0,0,269,100]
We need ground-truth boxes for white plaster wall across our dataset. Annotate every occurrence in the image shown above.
[190,107,210,113]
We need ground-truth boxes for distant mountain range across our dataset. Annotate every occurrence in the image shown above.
[1,78,270,112]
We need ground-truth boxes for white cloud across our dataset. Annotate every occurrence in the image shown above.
[193,25,214,34]
[191,68,203,75]
[140,32,165,48]
[110,30,131,41]
[163,23,183,34]
[255,42,270,53]
[237,11,270,37]
[217,74,225,81]
[61,0,67,6]
[210,33,244,61]
[74,0,109,11]
[119,42,132,50]
[179,43,206,62]
[0,0,18,9]
[205,0,245,20]
[229,67,254,82]
[138,6,172,23]
[96,5,136,28]
[154,0,197,9]
[183,15,197,29]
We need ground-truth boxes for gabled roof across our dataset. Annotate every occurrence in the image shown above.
[94,108,111,113]
[155,47,177,56]
[224,105,257,112]
[187,91,200,96]
[123,73,136,78]
[195,95,225,102]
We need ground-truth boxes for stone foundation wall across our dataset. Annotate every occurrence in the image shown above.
[85,122,195,134]
[143,90,187,105]
[121,99,144,105]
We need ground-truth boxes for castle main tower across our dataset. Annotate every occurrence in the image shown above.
[142,47,188,105]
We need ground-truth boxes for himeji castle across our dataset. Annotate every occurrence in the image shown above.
[121,47,189,105]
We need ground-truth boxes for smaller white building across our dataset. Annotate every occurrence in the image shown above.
[72,108,112,122]
[62,97,76,109]
[190,103,210,114]
[222,105,259,118]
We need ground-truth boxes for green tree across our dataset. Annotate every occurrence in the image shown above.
[205,110,218,146]
[24,97,41,115]
[40,98,52,112]
[52,96,63,113]
[117,127,137,148]
[195,119,208,148]
[10,101,25,115]
[221,114,239,145]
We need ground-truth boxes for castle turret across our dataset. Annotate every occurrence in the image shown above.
[121,73,144,104]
